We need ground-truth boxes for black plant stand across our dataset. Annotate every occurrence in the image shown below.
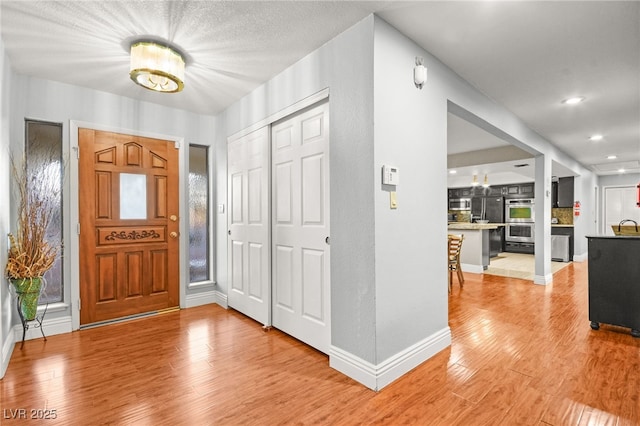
[16,293,48,349]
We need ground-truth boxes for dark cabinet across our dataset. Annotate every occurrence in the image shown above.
[587,236,640,337]
[558,177,574,207]
[505,183,535,198]
[552,177,574,208]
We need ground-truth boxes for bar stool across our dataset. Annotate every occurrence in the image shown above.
[448,234,464,293]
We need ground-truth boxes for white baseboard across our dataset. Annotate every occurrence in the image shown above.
[185,290,217,308]
[573,252,587,262]
[534,273,553,285]
[214,290,228,308]
[185,289,228,309]
[461,263,484,274]
[12,315,72,344]
[329,327,451,391]
[1,329,16,378]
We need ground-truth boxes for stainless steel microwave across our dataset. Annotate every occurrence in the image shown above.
[449,198,471,210]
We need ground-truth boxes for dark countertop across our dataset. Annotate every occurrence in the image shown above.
[586,235,640,240]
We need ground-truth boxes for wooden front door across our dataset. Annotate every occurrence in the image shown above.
[79,129,180,325]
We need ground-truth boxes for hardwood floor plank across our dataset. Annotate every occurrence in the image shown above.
[2,261,640,424]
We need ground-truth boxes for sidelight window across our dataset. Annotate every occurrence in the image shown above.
[25,119,63,304]
[188,145,210,283]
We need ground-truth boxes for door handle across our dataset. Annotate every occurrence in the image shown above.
[170,232,178,239]
[325,236,330,245]
[170,215,178,222]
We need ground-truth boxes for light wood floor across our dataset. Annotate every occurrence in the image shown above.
[2,261,639,425]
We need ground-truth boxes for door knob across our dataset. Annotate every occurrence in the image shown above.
[170,215,178,222]
[170,232,178,238]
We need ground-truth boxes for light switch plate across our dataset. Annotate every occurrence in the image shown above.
[390,191,398,209]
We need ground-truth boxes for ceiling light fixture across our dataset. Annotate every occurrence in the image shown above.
[471,175,479,186]
[607,155,617,160]
[618,168,626,173]
[414,56,427,90]
[562,96,585,105]
[589,134,603,141]
[449,170,457,174]
[482,174,490,188]
[130,41,185,93]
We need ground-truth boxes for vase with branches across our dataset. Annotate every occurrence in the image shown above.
[5,150,62,321]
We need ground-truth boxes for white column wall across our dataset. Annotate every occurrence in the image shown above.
[0,34,14,378]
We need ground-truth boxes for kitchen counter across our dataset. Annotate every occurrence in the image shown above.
[448,223,506,230]
[447,225,496,273]
[552,224,574,228]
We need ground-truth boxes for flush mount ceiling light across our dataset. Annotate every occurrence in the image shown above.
[607,155,617,160]
[589,134,604,141]
[449,170,457,174]
[130,41,185,93]
[562,96,585,105]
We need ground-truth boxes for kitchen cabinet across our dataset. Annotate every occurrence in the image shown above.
[586,235,640,337]
[558,177,574,207]
[552,177,574,208]
[505,183,534,198]
[551,226,574,260]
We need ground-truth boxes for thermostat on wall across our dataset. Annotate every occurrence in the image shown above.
[382,165,399,186]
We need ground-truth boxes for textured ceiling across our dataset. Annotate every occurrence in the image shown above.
[1,1,639,178]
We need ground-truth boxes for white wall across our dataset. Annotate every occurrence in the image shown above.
[373,18,449,363]
[0,34,13,378]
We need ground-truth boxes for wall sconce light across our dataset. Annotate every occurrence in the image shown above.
[414,56,427,89]
[482,174,490,188]
[471,175,479,186]
[130,41,185,93]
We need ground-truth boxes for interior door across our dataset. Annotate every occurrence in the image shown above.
[227,127,270,325]
[78,129,180,325]
[604,186,640,235]
[271,101,330,353]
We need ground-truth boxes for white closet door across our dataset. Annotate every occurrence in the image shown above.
[604,186,640,235]
[227,127,270,325]
[271,102,330,353]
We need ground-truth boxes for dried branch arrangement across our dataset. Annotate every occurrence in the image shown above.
[5,153,61,279]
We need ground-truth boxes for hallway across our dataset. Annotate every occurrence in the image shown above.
[2,261,638,424]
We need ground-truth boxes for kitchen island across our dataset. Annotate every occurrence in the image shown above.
[586,235,640,337]
[448,223,506,273]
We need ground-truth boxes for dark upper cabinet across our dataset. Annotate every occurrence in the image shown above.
[505,183,535,198]
[558,177,574,208]
[519,183,534,196]
[460,187,473,197]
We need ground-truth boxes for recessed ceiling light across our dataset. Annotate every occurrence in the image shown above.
[449,170,457,174]
[562,96,585,105]
[607,155,617,160]
[589,134,603,141]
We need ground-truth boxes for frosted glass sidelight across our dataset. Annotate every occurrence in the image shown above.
[188,145,210,282]
[120,173,147,219]
[26,120,63,305]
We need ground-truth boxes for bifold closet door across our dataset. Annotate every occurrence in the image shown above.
[227,126,270,325]
[271,101,330,354]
